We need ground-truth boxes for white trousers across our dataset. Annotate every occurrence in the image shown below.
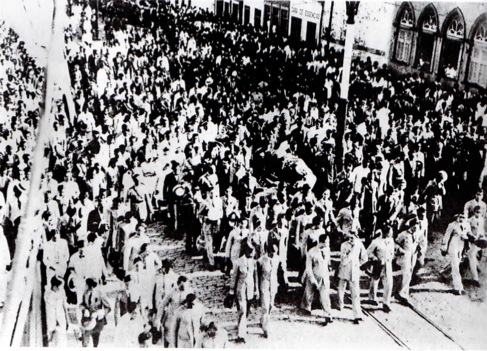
[369,264,393,307]
[338,279,363,319]
[450,248,464,291]
[399,252,416,297]
[302,277,332,317]
[467,244,480,282]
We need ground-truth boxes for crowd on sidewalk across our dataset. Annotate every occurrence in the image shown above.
[0,0,486,347]
[0,19,44,309]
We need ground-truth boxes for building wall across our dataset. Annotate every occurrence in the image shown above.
[289,0,322,41]
[243,0,265,26]
[192,0,215,11]
[216,0,265,26]
[323,0,396,63]
[322,1,487,86]
[388,2,487,87]
[211,1,487,87]
[216,0,322,42]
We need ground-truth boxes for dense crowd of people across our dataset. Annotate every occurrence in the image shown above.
[0,0,486,347]
[0,19,44,309]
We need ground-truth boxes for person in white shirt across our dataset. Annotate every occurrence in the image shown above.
[198,321,228,348]
[351,159,370,200]
[114,305,145,347]
[467,206,485,287]
[464,190,486,219]
[395,218,421,301]
[43,230,70,284]
[154,259,178,319]
[416,208,429,267]
[84,233,109,284]
[301,233,333,322]
[441,214,471,295]
[367,227,395,312]
[68,241,91,303]
[225,219,249,272]
[123,222,150,273]
[138,243,162,313]
[45,276,68,347]
[338,229,368,323]
[224,187,240,219]
[201,190,223,270]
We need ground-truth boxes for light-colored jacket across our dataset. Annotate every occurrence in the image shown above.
[169,302,205,348]
[158,287,191,329]
[303,245,331,287]
[257,254,280,302]
[442,221,470,253]
[367,237,395,265]
[45,289,68,334]
[154,270,178,311]
[43,238,69,275]
[339,238,368,282]
[198,327,228,348]
[225,228,247,263]
[230,256,258,300]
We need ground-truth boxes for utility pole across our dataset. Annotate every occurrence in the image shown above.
[0,0,68,346]
[335,1,359,171]
[325,1,334,55]
[318,1,325,47]
[94,0,99,40]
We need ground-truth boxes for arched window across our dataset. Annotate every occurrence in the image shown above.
[421,11,437,33]
[474,23,487,42]
[415,4,438,71]
[400,7,414,27]
[394,2,415,64]
[440,8,466,79]
[468,15,487,87]
[446,18,465,39]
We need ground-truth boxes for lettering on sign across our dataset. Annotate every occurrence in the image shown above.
[290,6,320,21]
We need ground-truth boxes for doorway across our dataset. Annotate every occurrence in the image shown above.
[280,8,289,37]
[306,21,317,46]
[216,0,223,16]
[224,2,230,17]
[290,16,302,42]
[244,5,250,25]
[232,3,239,22]
[254,8,262,28]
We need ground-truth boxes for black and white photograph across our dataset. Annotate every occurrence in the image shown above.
[0,0,486,348]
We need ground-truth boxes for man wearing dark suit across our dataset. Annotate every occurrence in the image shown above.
[87,201,102,234]
[163,161,181,234]
[80,278,111,347]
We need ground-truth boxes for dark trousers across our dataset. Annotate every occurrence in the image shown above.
[82,319,105,347]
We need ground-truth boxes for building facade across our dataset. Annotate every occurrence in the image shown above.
[215,0,323,43]
[388,2,487,89]
[212,1,487,89]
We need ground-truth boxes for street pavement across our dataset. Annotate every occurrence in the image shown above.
[62,223,486,348]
